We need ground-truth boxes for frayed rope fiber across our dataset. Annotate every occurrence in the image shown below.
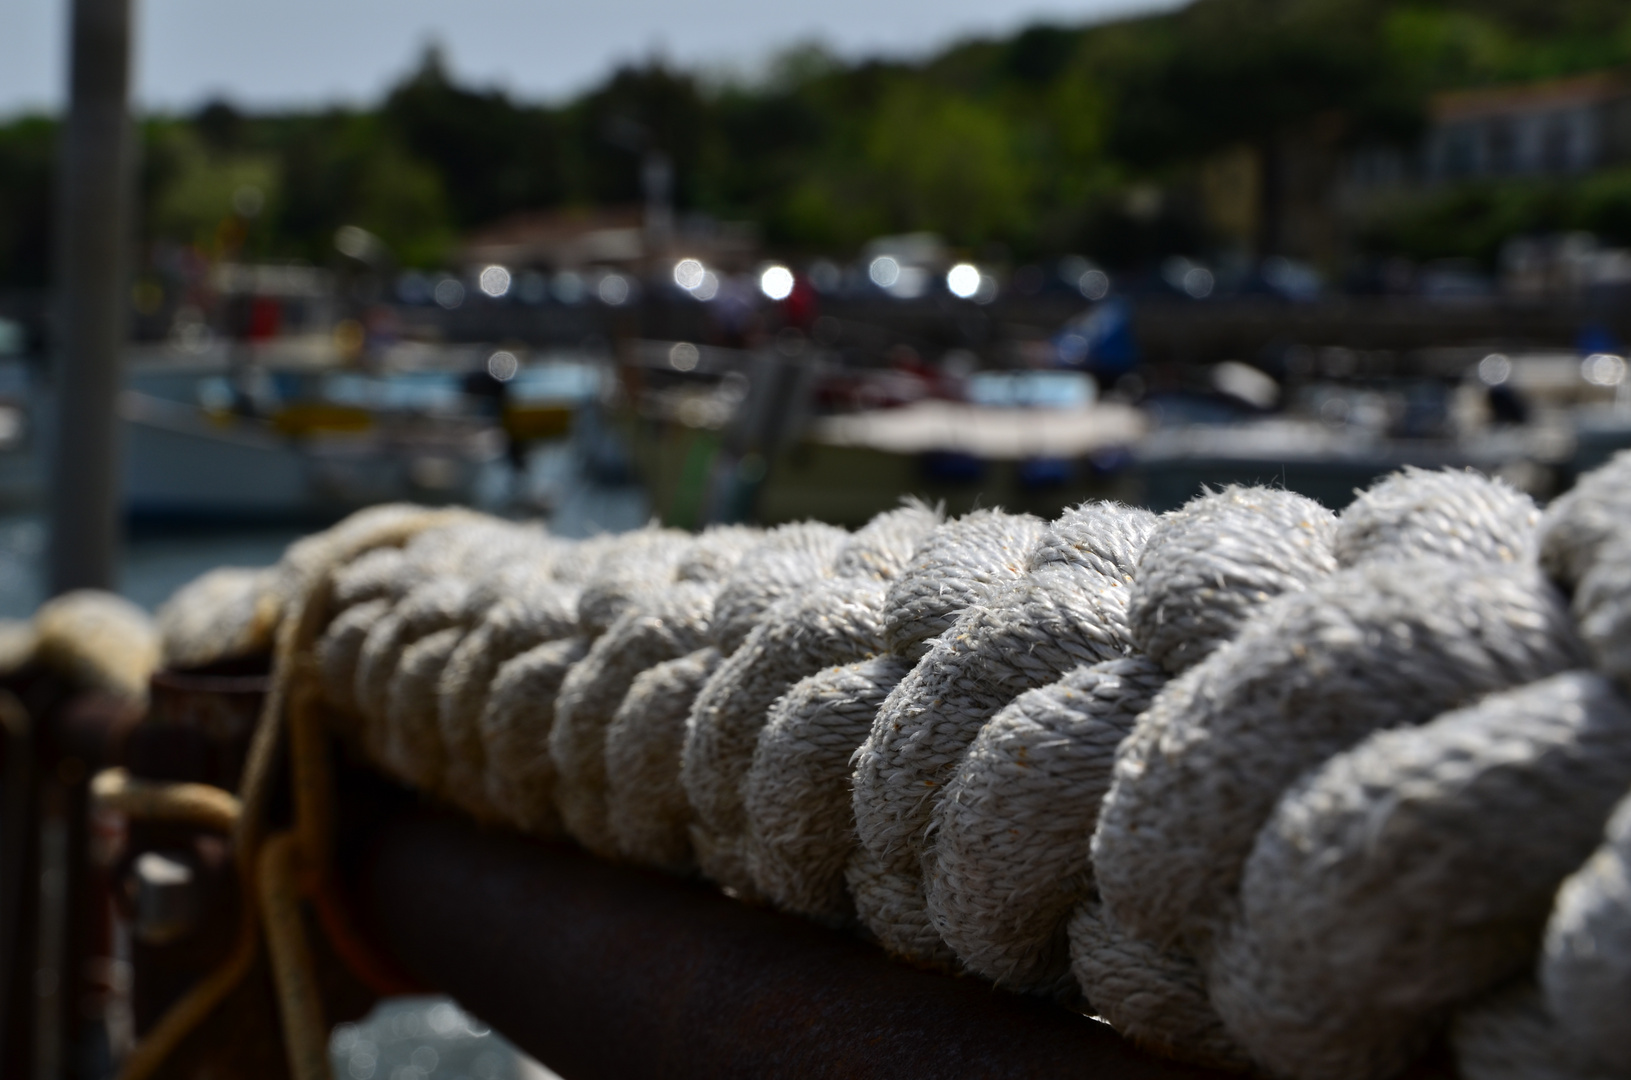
[1092,559,1585,953]
[743,655,912,925]
[852,501,1156,964]
[926,655,1168,994]
[679,505,936,892]
[1210,671,1631,1080]
[147,458,1631,1080]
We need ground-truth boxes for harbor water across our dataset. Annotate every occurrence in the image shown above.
[0,442,651,620]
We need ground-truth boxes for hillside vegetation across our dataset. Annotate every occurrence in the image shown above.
[3,0,1631,284]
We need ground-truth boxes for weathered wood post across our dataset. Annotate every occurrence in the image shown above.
[49,0,136,595]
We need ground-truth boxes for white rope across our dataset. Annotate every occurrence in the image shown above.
[156,566,276,671]
[435,575,579,816]
[359,577,475,787]
[1211,671,1631,1080]
[1574,533,1631,697]
[143,451,1631,1080]
[738,508,1025,920]
[852,501,1155,964]
[480,636,589,833]
[882,508,1042,658]
[1067,900,1253,1072]
[1127,486,1336,674]
[573,526,693,637]
[1333,465,1540,568]
[926,655,1167,994]
[743,655,911,924]
[1092,558,1584,953]
[710,522,849,655]
[1451,982,1602,1080]
[1456,784,1631,1080]
[680,504,936,892]
[1540,449,1631,592]
[1540,787,1631,1074]
[554,582,720,856]
[604,647,723,872]
[684,575,890,891]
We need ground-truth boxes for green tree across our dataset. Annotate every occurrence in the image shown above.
[0,116,56,286]
[383,45,570,227]
[860,82,1030,245]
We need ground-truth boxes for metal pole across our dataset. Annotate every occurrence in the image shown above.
[357,805,1226,1080]
[49,0,136,595]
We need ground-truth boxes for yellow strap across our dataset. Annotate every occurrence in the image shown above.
[259,832,331,1080]
[113,510,459,1079]
[114,914,258,1080]
[90,768,241,834]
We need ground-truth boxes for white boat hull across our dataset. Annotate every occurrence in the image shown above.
[120,392,496,521]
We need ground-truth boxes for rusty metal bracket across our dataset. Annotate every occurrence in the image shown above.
[353,802,1226,1080]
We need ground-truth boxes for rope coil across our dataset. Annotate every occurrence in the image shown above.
[1092,558,1585,953]
[926,654,1167,995]
[554,582,721,856]
[852,501,1155,963]
[1211,670,1631,1080]
[604,646,724,871]
[678,503,939,891]
[126,456,1631,1080]
[1540,787,1631,1073]
[743,654,911,924]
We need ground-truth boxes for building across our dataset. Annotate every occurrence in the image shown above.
[457,206,758,276]
[1424,72,1631,181]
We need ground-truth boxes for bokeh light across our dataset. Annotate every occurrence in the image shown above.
[1582,352,1627,386]
[478,265,512,298]
[487,350,518,381]
[598,273,630,306]
[759,265,794,301]
[334,225,374,260]
[669,342,700,371]
[673,259,706,291]
[868,256,901,289]
[433,278,465,309]
[1478,353,1512,386]
[1078,269,1111,301]
[946,263,981,299]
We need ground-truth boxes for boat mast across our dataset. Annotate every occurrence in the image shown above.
[49,0,135,594]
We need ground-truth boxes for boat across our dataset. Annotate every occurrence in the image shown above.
[120,388,502,523]
[617,340,1631,523]
[615,342,1147,526]
[117,350,605,524]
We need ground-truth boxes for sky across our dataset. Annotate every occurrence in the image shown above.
[0,0,1182,117]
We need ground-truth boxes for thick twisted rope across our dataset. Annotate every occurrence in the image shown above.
[554,582,721,856]
[743,654,912,924]
[926,654,1168,995]
[129,454,1631,1080]
[1211,671,1631,1080]
[604,647,724,871]
[852,501,1155,964]
[679,505,937,891]
[1093,559,1584,953]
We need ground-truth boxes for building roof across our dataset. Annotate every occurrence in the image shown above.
[1432,71,1631,124]
[458,206,759,271]
[459,207,647,269]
